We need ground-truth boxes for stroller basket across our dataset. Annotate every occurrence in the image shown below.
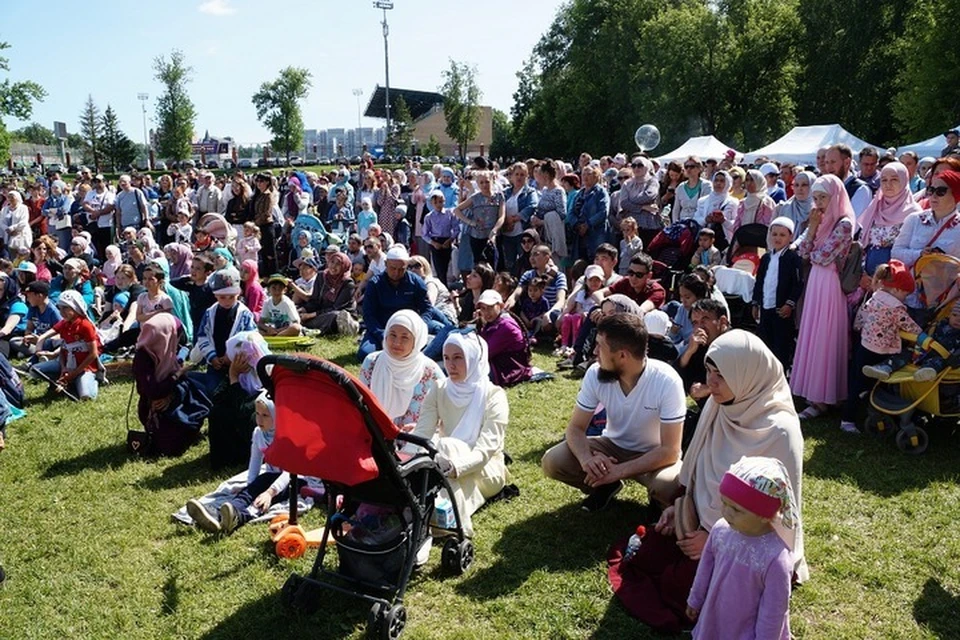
[337,532,410,590]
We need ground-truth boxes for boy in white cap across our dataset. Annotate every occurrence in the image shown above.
[191,270,257,394]
[751,216,803,370]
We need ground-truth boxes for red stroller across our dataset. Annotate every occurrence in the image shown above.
[257,354,473,639]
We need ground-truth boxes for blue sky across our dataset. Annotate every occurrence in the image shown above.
[2,0,564,144]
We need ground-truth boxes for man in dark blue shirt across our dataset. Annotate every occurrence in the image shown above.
[358,245,433,362]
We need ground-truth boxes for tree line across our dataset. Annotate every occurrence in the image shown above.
[504,0,960,159]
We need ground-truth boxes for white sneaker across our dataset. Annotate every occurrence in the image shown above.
[839,421,859,434]
[186,499,220,533]
[414,535,433,568]
[913,367,937,382]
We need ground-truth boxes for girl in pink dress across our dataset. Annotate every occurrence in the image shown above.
[791,174,854,418]
[686,456,798,640]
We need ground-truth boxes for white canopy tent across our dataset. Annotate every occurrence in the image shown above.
[742,124,882,165]
[656,135,739,164]
[897,126,959,159]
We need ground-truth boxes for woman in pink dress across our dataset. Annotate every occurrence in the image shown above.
[791,174,855,419]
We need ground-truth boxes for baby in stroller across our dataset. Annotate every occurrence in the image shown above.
[864,299,960,382]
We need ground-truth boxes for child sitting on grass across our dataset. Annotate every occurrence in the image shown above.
[686,456,797,640]
[257,275,302,337]
[517,275,549,345]
[27,290,100,400]
[186,391,298,535]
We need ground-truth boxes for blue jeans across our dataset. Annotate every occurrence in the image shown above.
[30,359,98,400]
[186,367,226,397]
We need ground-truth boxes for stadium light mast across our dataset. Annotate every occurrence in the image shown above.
[137,93,150,166]
[352,88,364,153]
[373,1,394,143]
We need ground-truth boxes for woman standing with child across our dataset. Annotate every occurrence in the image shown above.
[790,175,855,419]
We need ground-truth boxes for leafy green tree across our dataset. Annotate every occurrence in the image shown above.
[490,108,516,160]
[440,60,482,160]
[100,105,138,171]
[892,0,960,140]
[79,95,103,170]
[252,66,312,163]
[422,135,442,158]
[387,95,414,156]
[153,50,197,162]
[11,122,56,145]
[0,41,46,163]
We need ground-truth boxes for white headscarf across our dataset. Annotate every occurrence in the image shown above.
[370,310,430,420]
[56,289,88,317]
[443,332,493,447]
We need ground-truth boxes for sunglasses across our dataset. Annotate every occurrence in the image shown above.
[628,270,648,278]
[631,162,644,168]
[926,185,950,197]
[684,164,699,169]
[363,244,375,249]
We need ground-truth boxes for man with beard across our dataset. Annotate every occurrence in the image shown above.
[542,313,685,512]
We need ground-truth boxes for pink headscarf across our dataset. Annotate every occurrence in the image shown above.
[164,242,194,280]
[857,162,922,247]
[811,174,857,248]
[136,314,180,382]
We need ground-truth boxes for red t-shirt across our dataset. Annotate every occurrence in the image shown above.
[54,317,99,373]
[608,278,666,308]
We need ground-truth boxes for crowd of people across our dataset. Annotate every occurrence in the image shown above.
[2,131,960,636]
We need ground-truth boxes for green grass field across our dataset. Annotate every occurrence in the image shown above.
[1,337,959,639]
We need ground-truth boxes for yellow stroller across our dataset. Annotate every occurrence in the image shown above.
[865,254,960,454]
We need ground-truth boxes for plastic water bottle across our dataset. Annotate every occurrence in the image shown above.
[623,525,647,562]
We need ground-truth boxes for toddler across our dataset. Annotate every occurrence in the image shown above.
[518,276,549,344]
[236,222,262,265]
[843,260,922,432]
[691,228,722,267]
[686,456,797,640]
[97,291,128,345]
[186,391,298,535]
[494,272,517,303]
[135,262,174,325]
[168,210,193,245]
[618,217,644,275]
[864,298,960,382]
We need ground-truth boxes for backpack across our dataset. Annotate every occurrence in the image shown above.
[839,241,864,295]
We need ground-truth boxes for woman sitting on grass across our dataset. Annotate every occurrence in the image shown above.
[607,330,806,634]
[410,331,509,537]
[361,310,444,429]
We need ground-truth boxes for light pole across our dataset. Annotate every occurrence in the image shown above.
[352,88,364,155]
[373,1,394,145]
[137,93,149,168]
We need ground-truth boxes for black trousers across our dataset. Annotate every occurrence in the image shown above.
[757,308,796,371]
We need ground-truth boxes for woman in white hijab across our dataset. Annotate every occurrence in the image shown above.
[360,309,445,428]
[607,330,805,634]
[412,331,509,537]
[694,170,738,244]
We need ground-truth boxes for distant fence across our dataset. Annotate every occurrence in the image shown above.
[9,142,80,164]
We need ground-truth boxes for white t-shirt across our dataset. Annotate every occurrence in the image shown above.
[84,189,116,228]
[136,291,173,315]
[262,295,300,329]
[576,359,686,452]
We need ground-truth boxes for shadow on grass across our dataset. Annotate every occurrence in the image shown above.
[41,443,131,478]
[592,597,682,640]
[803,416,960,497]
[142,454,219,490]
[913,577,960,638]
[199,582,367,640]
[455,502,654,602]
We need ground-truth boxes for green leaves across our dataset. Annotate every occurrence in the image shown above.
[440,60,482,160]
[79,95,102,169]
[0,41,45,163]
[100,105,138,172]
[252,66,312,159]
[153,50,197,162]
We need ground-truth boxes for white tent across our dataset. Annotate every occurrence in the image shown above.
[897,126,959,159]
[742,124,882,165]
[656,135,739,164]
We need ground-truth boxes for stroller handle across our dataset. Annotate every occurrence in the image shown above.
[395,432,438,456]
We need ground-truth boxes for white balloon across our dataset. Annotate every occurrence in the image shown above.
[635,124,661,151]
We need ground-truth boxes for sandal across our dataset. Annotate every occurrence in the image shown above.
[798,404,825,420]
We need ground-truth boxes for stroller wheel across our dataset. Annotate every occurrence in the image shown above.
[896,426,929,455]
[864,410,896,439]
[280,574,303,609]
[276,531,308,559]
[380,604,406,640]
[441,538,474,576]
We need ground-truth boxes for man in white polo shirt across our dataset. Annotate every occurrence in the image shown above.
[542,312,685,512]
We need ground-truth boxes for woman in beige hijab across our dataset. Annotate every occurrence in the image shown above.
[607,329,806,634]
